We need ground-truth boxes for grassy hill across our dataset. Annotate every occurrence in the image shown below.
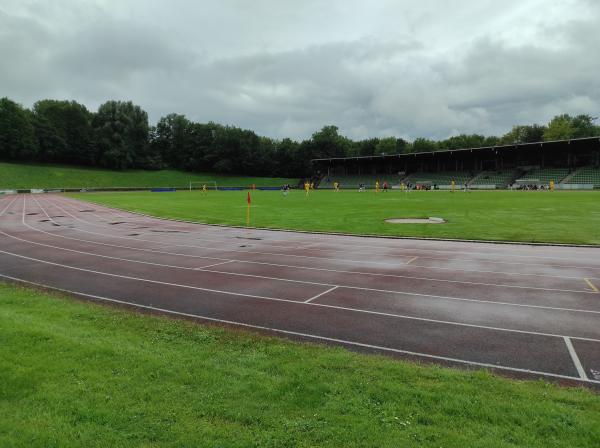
[1,282,599,447]
[0,162,296,189]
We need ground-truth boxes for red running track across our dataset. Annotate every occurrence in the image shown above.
[1,194,599,386]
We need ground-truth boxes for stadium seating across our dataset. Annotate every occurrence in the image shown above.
[402,171,474,186]
[469,169,520,188]
[518,167,570,183]
[563,166,600,187]
[320,174,400,188]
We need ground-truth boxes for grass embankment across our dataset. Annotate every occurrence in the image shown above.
[71,189,600,245]
[1,282,599,447]
[0,162,295,189]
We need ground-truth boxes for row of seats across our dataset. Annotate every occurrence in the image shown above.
[518,168,570,183]
[470,169,520,187]
[320,174,399,187]
[567,167,600,187]
[402,171,473,185]
[319,166,599,188]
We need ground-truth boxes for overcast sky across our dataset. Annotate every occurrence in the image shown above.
[1,0,599,140]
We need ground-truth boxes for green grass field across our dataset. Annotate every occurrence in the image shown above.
[70,189,600,245]
[0,162,295,189]
[1,282,599,447]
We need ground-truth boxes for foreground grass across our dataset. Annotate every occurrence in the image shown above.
[70,189,600,244]
[0,162,295,189]
[1,282,599,447]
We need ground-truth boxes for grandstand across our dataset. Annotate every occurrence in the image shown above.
[517,167,571,184]
[469,169,520,188]
[320,174,400,188]
[312,136,600,190]
[563,166,600,188]
[402,171,473,186]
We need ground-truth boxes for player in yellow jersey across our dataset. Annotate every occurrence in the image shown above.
[549,180,555,192]
[451,179,456,193]
[375,180,380,193]
[333,181,339,192]
[202,184,208,195]
[304,181,310,195]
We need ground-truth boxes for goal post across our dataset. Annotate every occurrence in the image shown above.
[189,180,218,191]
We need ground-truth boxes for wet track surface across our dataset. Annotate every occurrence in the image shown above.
[1,194,599,386]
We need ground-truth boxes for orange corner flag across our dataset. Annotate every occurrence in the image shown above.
[247,191,251,205]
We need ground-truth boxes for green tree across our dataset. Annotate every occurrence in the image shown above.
[92,101,149,169]
[0,97,38,160]
[32,100,94,164]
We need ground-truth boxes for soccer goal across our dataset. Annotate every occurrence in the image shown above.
[189,180,218,191]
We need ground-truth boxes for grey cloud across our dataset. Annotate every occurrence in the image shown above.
[0,0,598,141]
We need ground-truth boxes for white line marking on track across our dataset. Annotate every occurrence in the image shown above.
[10,197,600,316]
[196,260,235,269]
[564,337,588,380]
[0,272,598,385]
[406,256,418,265]
[305,286,339,303]
[1,246,600,344]
[31,197,598,295]
[50,196,600,272]
[12,205,600,315]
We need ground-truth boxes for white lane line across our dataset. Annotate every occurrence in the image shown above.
[195,260,235,269]
[31,198,598,295]
[1,272,598,386]
[406,256,418,265]
[564,337,589,380]
[305,286,339,303]
[62,195,600,265]
[1,246,600,344]
[13,212,600,316]
[52,197,600,272]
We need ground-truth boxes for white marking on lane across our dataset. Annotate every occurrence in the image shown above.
[564,337,589,380]
[9,200,600,316]
[305,286,339,303]
[195,260,235,270]
[31,197,599,295]
[50,196,600,272]
[0,272,598,386]
[1,246,599,344]
[11,211,600,316]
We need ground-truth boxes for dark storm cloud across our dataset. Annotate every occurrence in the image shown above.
[0,0,598,140]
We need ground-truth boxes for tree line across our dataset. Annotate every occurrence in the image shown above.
[1,96,598,178]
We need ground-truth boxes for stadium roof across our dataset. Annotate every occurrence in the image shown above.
[311,136,600,162]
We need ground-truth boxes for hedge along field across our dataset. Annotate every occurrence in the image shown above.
[1,282,599,448]
[70,189,600,245]
[0,162,297,189]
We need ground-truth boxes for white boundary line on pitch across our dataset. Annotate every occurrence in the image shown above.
[30,197,598,294]
[51,195,600,275]
[305,286,338,303]
[62,194,600,264]
[564,337,589,380]
[1,242,600,345]
[0,272,598,386]
[12,199,600,315]
[196,260,235,269]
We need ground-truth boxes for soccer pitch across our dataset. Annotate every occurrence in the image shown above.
[69,189,600,245]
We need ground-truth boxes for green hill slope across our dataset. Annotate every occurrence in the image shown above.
[0,162,296,189]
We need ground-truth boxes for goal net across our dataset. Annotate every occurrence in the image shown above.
[189,181,218,191]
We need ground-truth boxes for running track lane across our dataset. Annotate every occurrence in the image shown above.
[1,194,599,386]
